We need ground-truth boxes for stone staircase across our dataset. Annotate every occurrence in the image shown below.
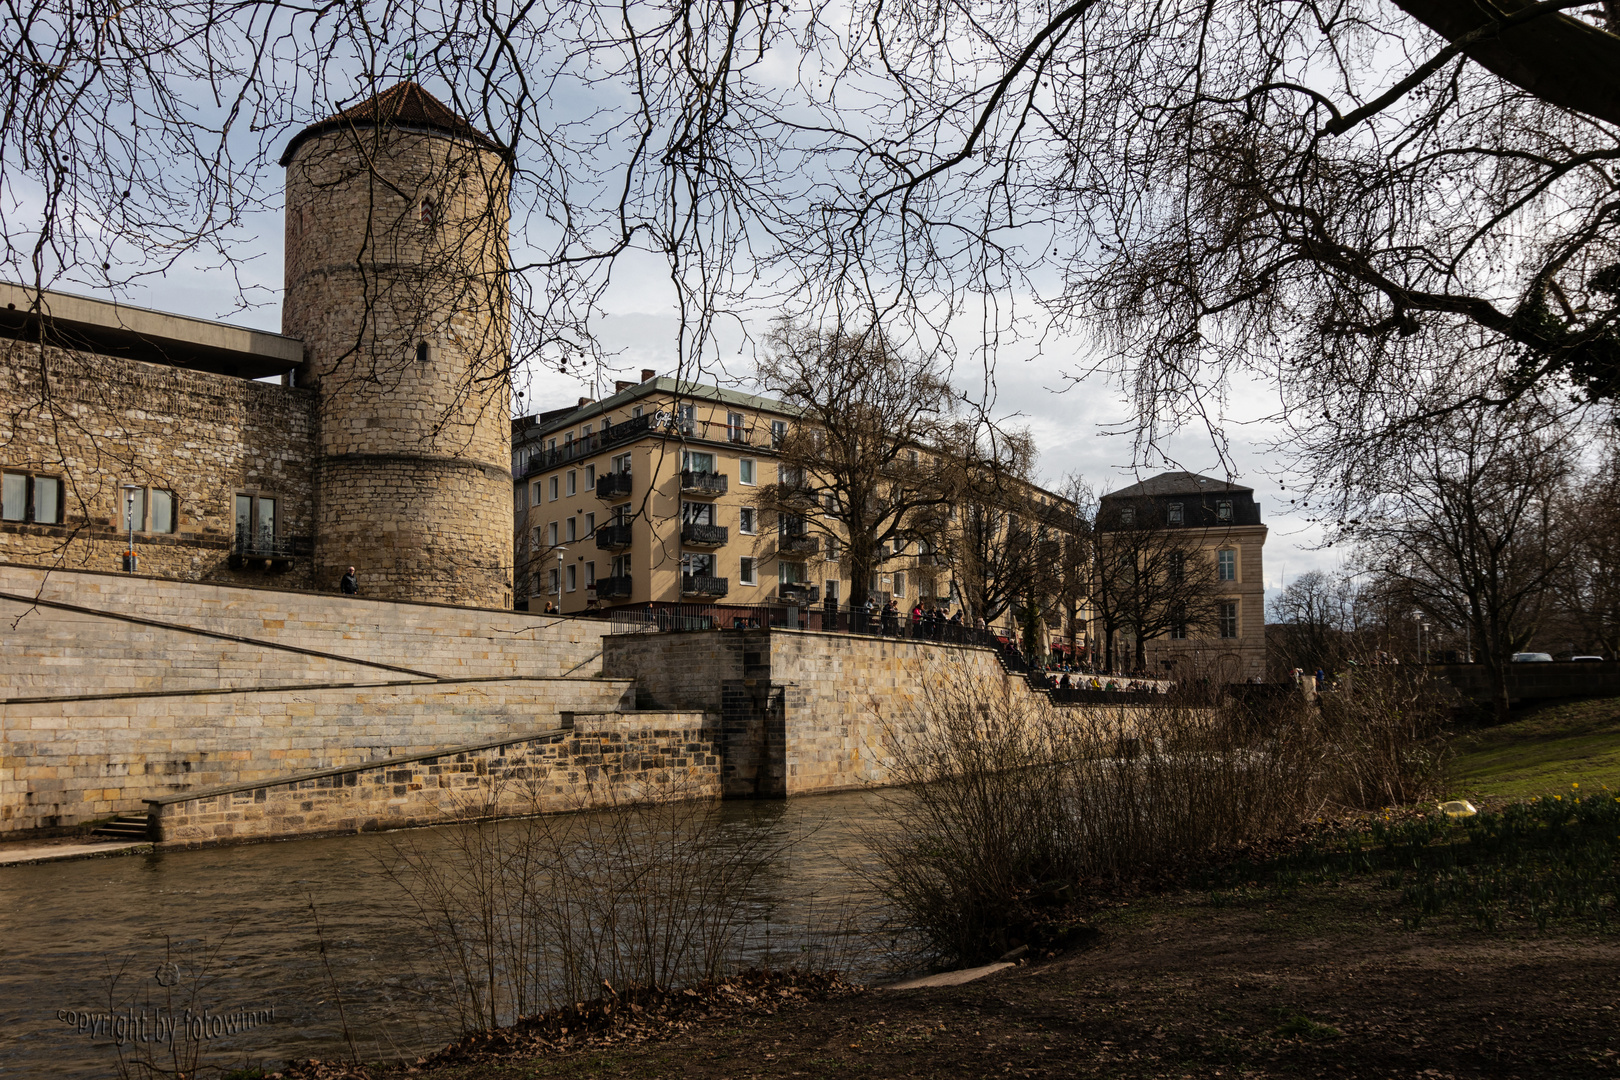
[90,814,152,840]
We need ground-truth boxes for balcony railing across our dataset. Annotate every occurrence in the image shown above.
[230,534,305,568]
[595,472,633,500]
[681,573,729,597]
[779,582,820,604]
[595,523,634,550]
[681,522,728,547]
[680,469,728,496]
[596,574,633,599]
[779,533,819,555]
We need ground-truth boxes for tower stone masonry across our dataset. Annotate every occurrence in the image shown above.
[281,83,514,606]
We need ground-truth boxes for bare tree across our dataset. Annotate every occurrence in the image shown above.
[1552,443,1620,657]
[1350,404,1575,721]
[754,322,961,610]
[1090,497,1224,673]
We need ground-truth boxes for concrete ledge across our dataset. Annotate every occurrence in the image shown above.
[883,962,1014,989]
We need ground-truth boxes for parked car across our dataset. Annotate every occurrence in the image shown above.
[1510,652,1555,662]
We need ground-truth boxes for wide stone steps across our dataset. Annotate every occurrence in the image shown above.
[90,814,151,840]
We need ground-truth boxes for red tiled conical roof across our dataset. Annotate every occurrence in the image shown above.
[280,81,501,165]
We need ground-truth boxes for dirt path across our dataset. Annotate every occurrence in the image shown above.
[378,879,1618,1080]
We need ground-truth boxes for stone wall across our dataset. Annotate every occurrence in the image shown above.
[0,564,610,691]
[149,710,719,846]
[1429,661,1620,705]
[0,344,316,589]
[1,675,634,833]
[604,628,1043,796]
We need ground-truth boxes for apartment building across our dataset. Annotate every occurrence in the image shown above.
[511,373,1081,646]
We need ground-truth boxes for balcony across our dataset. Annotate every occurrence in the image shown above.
[681,522,729,547]
[779,533,819,556]
[680,469,728,496]
[596,472,633,500]
[779,582,820,604]
[595,523,634,550]
[229,534,306,570]
[681,573,729,598]
[596,574,633,600]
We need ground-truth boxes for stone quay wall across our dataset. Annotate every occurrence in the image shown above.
[149,710,719,847]
[0,344,317,589]
[0,564,610,691]
[1,675,635,833]
[1429,661,1620,705]
[604,628,1116,797]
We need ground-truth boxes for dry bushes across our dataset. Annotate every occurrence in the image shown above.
[864,663,1446,963]
[381,779,791,1034]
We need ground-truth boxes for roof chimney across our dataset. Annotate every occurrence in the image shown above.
[578,396,593,408]
[641,368,656,383]
[614,379,635,393]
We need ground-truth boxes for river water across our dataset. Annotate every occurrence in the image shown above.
[0,791,894,1079]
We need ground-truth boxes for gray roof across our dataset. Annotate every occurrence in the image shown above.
[515,377,801,441]
[1101,471,1252,500]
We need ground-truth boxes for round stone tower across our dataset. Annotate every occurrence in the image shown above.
[281,82,513,607]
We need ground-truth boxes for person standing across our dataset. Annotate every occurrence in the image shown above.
[340,566,358,595]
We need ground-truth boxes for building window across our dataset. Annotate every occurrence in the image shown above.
[1170,606,1187,639]
[739,507,757,534]
[585,512,595,536]
[547,438,557,452]
[825,535,839,561]
[1169,551,1186,584]
[611,452,632,475]
[908,449,919,466]
[150,489,176,533]
[547,522,559,546]
[567,471,577,496]
[416,341,430,364]
[1218,499,1233,522]
[1119,506,1134,525]
[780,560,806,585]
[548,476,559,501]
[1168,502,1183,525]
[1218,548,1236,581]
[234,493,276,550]
[1219,601,1239,638]
[677,403,696,435]
[728,412,746,442]
[611,554,630,578]
[585,464,596,487]
[1,471,64,525]
[740,557,757,585]
[567,517,577,542]
[892,571,906,598]
[682,450,715,474]
[771,420,787,448]
[632,405,644,419]
[739,458,756,485]
[583,424,593,437]
[585,561,596,587]
[682,501,715,526]
[533,481,543,504]
[548,567,560,594]
[566,564,577,592]
[825,579,840,604]
[683,551,715,576]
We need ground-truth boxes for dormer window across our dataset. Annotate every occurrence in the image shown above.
[1120,506,1135,525]
[1218,499,1233,522]
[1168,502,1183,525]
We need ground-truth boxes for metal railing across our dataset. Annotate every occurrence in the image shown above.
[596,574,633,599]
[603,600,1009,648]
[595,523,634,550]
[779,533,819,555]
[681,522,728,546]
[595,472,633,499]
[680,573,729,597]
[680,469,728,495]
[232,535,299,560]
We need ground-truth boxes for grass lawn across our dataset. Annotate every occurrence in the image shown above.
[1446,694,1620,801]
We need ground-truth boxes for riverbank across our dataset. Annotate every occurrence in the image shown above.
[276,868,1617,1080]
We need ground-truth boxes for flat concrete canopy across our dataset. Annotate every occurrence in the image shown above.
[0,281,303,380]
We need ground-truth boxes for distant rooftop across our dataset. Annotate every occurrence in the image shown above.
[1102,471,1253,500]
[0,282,303,380]
[280,81,502,165]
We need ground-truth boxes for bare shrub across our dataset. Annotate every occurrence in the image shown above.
[381,777,796,1034]
[865,660,1445,964]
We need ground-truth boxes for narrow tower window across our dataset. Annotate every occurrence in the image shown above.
[416,341,430,364]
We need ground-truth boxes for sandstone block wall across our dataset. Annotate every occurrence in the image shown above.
[150,711,720,846]
[1,675,634,833]
[604,628,1029,796]
[0,564,610,692]
[0,344,316,589]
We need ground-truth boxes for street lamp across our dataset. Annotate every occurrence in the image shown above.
[555,546,567,611]
[121,485,140,573]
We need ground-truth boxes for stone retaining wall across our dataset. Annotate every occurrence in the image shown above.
[149,710,719,846]
[1,675,634,833]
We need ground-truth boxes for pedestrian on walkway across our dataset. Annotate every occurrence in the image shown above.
[340,566,358,595]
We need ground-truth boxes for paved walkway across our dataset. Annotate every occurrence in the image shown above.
[0,839,152,866]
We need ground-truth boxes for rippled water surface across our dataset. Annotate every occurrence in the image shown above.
[0,791,891,1078]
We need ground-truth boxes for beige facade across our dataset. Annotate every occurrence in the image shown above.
[513,377,1077,632]
[1095,472,1268,680]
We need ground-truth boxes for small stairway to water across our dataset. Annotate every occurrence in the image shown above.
[90,814,152,840]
